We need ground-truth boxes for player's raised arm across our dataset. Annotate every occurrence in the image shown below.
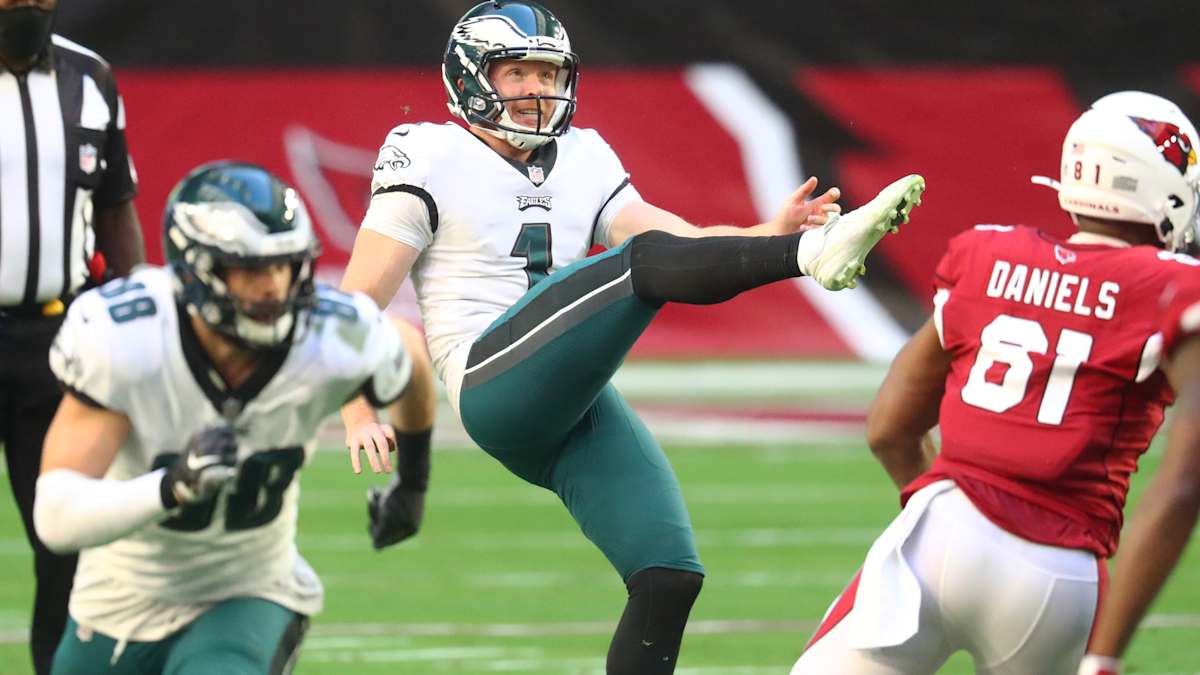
[604,176,842,248]
[866,318,950,489]
[1081,331,1200,674]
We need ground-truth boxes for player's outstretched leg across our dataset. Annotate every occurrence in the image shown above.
[463,176,924,470]
[796,174,924,290]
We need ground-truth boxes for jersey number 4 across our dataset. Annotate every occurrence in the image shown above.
[152,447,304,532]
[960,314,1093,425]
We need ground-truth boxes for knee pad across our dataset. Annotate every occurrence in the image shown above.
[627,566,704,605]
[609,567,705,674]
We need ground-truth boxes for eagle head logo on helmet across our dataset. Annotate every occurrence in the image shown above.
[442,1,580,151]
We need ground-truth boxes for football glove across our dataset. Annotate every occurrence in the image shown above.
[160,424,240,508]
[367,428,431,549]
[367,481,426,549]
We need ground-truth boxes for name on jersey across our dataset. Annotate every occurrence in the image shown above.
[516,195,552,211]
[985,260,1119,320]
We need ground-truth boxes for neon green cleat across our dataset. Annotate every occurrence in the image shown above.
[797,174,925,291]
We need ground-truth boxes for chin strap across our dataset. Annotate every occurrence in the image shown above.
[479,121,552,151]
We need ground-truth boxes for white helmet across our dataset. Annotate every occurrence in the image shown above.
[1034,91,1200,251]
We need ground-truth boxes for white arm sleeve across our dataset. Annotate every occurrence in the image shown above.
[361,190,434,252]
[34,468,168,554]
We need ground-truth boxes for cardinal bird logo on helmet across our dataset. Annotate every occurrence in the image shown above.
[1130,116,1198,175]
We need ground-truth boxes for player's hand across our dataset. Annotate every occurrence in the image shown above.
[1078,655,1122,675]
[769,177,842,234]
[367,479,426,549]
[346,421,396,474]
[162,424,239,507]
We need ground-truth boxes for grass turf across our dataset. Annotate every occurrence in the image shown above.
[1,434,1196,674]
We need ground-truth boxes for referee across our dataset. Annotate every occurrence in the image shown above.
[0,2,142,673]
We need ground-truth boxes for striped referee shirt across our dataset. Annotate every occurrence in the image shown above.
[0,34,137,307]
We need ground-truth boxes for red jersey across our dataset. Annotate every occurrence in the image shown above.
[902,225,1196,557]
[1159,271,1200,357]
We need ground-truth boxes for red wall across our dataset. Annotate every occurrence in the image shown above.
[119,67,1198,356]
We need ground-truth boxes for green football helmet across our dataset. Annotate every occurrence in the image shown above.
[163,161,320,350]
[443,1,579,150]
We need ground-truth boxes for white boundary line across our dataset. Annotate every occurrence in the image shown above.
[4,615,1199,645]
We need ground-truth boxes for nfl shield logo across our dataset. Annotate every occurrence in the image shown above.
[527,165,544,184]
[79,143,98,175]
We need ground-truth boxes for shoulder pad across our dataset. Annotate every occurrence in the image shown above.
[50,268,170,409]
[370,123,457,195]
[307,286,391,370]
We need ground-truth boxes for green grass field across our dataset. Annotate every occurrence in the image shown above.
[1,363,1198,674]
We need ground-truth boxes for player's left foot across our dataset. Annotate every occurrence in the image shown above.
[797,174,925,290]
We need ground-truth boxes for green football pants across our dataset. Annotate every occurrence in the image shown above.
[460,242,704,581]
[51,598,306,675]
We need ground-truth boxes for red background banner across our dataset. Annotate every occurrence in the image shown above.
[119,67,1200,357]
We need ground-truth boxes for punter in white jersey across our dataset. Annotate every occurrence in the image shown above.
[32,162,411,675]
[339,2,924,673]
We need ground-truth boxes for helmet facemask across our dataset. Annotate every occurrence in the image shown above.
[165,176,321,352]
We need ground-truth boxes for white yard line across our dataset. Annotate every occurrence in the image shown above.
[611,360,889,398]
[457,570,858,591]
[301,483,874,510]
[301,645,542,663]
[2,615,1199,647]
[294,527,882,553]
[304,618,814,639]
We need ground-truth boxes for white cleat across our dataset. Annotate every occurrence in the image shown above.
[797,174,925,291]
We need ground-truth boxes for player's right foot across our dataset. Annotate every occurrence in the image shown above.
[797,174,925,290]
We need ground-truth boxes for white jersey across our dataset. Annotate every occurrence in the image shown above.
[361,122,640,409]
[48,266,410,641]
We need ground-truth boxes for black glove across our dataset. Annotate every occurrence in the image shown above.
[368,428,431,549]
[160,424,240,509]
[367,481,426,549]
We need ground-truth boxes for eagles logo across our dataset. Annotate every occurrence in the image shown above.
[516,195,552,211]
[1130,116,1197,175]
[374,145,411,172]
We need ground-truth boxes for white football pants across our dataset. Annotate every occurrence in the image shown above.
[791,482,1102,675]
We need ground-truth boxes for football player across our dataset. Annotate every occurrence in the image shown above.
[338,1,924,672]
[32,162,412,674]
[791,91,1200,674]
[1079,276,1200,674]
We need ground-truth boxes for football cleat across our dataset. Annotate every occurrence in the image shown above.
[797,174,925,291]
